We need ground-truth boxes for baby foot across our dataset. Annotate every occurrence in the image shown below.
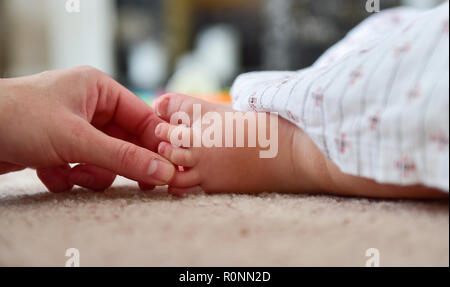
[153,94,320,196]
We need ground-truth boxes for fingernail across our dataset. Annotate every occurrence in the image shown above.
[147,159,174,184]
[155,123,163,137]
[156,97,169,117]
[70,171,94,188]
[158,142,167,154]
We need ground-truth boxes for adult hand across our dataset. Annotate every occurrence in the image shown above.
[0,66,175,192]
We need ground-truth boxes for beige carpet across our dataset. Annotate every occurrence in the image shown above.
[0,169,448,267]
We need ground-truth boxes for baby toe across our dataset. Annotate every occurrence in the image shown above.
[158,142,197,167]
[154,93,214,123]
[155,93,191,122]
[155,122,170,141]
[155,122,192,148]
[170,170,202,188]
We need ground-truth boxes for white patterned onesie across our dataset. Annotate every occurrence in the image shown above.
[230,2,449,193]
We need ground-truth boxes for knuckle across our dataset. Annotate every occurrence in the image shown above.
[137,113,159,135]
[64,120,90,161]
[68,119,89,139]
[74,65,96,74]
[37,70,53,79]
[117,143,140,170]
[73,66,103,81]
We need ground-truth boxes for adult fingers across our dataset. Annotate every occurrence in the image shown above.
[0,162,26,175]
[69,164,116,191]
[93,73,164,151]
[138,182,156,191]
[74,122,176,186]
[36,165,73,193]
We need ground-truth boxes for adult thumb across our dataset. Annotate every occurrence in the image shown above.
[74,124,176,186]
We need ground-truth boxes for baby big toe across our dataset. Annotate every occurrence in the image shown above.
[155,93,191,122]
[155,93,212,123]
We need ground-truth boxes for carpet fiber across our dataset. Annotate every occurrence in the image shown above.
[0,169,448,267]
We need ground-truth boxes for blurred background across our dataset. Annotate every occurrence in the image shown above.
[0,0,445,98]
